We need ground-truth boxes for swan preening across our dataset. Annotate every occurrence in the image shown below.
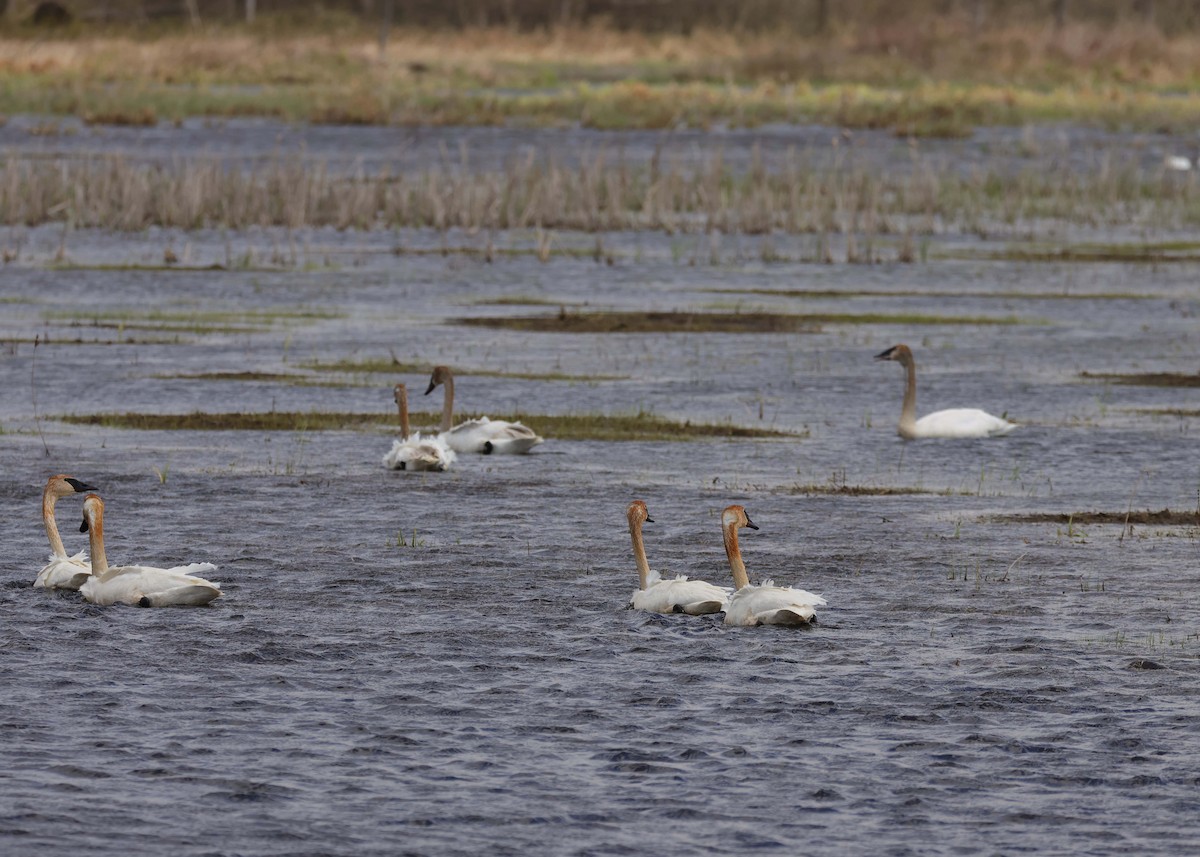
[425,365,543,454]
[721,505,826,627]
[627,500,730,615]
[875,344,1017,439]
[78,494,222,607]
[383,383,456,472]
[34,474,97,590]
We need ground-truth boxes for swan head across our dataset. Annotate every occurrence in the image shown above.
[79,493,104,533]
[393,383,407,406]
[45,474,97,499]
[874,344,913,366]
[721,505,758,532]
[627,500,653,526]
[425,365,452,395]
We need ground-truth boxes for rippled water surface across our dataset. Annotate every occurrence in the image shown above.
[1,122,1200,856]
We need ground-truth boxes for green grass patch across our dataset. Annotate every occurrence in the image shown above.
[1081,371,1200,388]
[457,309,1025,334]
[52,410,797,440]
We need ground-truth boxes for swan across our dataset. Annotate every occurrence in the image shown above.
[425,365,543,454]
[721,505,826,627]
[874,344,1017,439]
[382,382,456,472]
[77,494,222,607]
[627,500,730,615]
[33,473,98,590]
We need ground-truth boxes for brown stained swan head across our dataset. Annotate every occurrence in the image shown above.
[45,474,97,500]
[721,505,759,532]
[79,493,105,534]
[425,365,453,396]
[627,500,653,526]
[874,344,914,366]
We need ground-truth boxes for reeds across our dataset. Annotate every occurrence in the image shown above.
[2,147,1198,235]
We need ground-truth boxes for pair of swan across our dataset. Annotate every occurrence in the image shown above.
[628,501,826,627]
[32,475,220,607]
[876,344,1017,439]
[383,365,542,470]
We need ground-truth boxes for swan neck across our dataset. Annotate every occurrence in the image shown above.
[86,511,109,575]
[629,516,651,589]
[42,489,67,558]
[441,375,455,433]
[898,356,918,436]
[723,522,750,590]
[397,390,411,440]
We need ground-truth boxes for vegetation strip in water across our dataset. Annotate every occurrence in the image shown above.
[991,510,1200,525]
[5,150,1200,235]
[713,287,1159,302]
[52,411,797,441]
[301,359,625,382]
[1080,371,1200,388]
[782,484,963,496]
[456,309,1023,334]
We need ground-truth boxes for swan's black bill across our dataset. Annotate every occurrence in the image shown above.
[744,514,759,530]
[644,515,655,523]
[874,346,898,361]
[424,382,437,395]
[79,518,89,534]
[65,478,97,493]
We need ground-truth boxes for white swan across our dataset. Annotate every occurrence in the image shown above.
[627,500,730,615]
[33,473,98,590]
[875,344,1017,439]
[425,365,543,454]
[78,494,222,607]
[721,505,826,627]
[383,382,456,472]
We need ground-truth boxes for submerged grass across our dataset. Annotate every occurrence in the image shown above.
[52,410,797,440]
[1080,371,1200,388]
[458,309,1025,334]
[782,484,962,496]
[946,241,1200,264]
[993,510,1200,525]
[301,358,626,382]
[712,287,1162,301]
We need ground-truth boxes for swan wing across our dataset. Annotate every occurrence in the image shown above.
[442,417,542,454]
[915,408,1016,438]
[631,573,730,615]
[81,563,221,607]
[725,583,824,627]
[34,551,92,590]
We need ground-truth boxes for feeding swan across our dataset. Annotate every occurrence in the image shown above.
[383,382,456,472]
[721,505,826,627]
[34,474,98,590]
[77,494,222,607]
[875,344,1016,439]
[627,500,729,615]
[424,365,542,454]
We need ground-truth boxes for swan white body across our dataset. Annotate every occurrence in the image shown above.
[1165,154,1193,172]
[440,416,542,455]
[875,344,1016,439]
[425,365,543,454]
[78,494,222,608]
[383,383,456,471]
[33,474,97,590]
[627,500,729,615]
[720,505,825,627]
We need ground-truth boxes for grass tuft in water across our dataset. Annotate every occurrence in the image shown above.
[1080,371,1200,388]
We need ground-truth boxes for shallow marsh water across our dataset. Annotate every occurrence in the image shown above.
[1,123,1200,856]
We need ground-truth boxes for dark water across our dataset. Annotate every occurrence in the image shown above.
[2,124,1200,856]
